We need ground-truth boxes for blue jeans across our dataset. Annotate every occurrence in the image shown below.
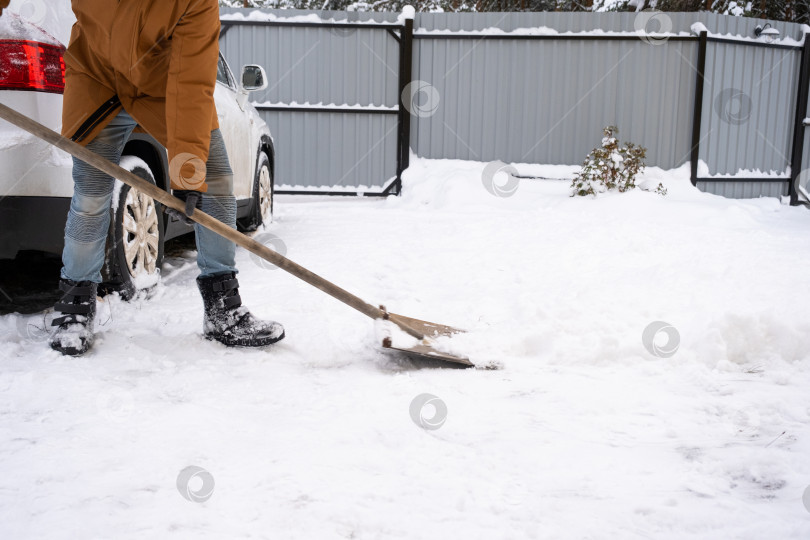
[61,109,237,282]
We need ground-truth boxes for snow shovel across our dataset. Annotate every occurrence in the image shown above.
[0,103,471,366]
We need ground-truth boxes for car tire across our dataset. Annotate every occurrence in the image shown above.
[101,160,164,300]
[239,152,273,232]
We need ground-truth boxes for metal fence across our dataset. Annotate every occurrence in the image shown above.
[219,8,809,201]
[219,10,407,195]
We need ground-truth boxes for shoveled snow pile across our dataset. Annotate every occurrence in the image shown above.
[2,157,810,539]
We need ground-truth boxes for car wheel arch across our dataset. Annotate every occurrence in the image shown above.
[259,135,275,180]
[122,135,170,193]
[256,134,275,216]
[235,137,275,232]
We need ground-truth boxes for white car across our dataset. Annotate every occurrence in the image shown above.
[0,5,275,298]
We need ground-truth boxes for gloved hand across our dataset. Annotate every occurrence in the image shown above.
[167,190,202,224]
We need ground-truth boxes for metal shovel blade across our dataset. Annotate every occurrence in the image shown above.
[385,312,464,338]
[381,337,473,367]
[382,313,473,367]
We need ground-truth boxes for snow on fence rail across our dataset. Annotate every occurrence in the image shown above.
[219,8,810,201]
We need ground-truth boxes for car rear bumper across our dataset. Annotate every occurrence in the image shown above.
[0,196,69,259]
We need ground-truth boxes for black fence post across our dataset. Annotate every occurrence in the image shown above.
[789,32,810,205]
[690,30,708,186]
[395,16,414,196]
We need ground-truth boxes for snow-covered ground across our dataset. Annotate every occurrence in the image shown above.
[2,158,810,539]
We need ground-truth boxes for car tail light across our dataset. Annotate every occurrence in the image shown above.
[0,40,66,94]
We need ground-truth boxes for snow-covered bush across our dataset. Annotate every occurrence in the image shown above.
[571,126,655,197]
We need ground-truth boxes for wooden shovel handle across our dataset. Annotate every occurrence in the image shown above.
[0,102,428,339]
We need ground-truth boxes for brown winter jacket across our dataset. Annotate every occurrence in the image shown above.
[61,0,221,192]
[0,1,8,16]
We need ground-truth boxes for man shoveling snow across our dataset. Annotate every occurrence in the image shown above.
[41,0,285,355]
[0,0,470,367]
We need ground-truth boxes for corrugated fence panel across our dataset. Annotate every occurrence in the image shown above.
[219,8,401,191]
[264,111,398,191]
[801,72,810,191]
[412,37,697,169]
[700,42,799,175]
[699,12,801,41]
[696,180,786,198]
[413,11,800,38]
[218,8,807,199]
[219,21,399,107]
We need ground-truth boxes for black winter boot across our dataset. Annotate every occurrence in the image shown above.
[196,272,285,347]
[49,279,97,356]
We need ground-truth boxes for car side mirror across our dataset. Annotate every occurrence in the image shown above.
[241,65,268,92]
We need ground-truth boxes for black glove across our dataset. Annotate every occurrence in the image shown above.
[167,190,202,224]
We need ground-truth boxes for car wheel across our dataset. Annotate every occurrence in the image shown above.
[239,152,273,232]
[101,160,164,300]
